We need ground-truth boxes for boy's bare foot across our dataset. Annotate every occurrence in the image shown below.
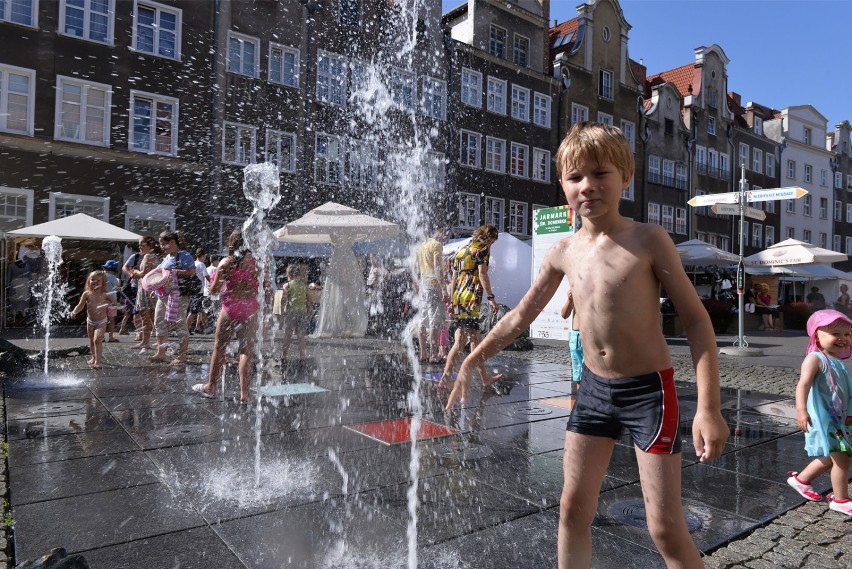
[91,363,101,369]
[87,357,95,366]
[482,373,505,388]
[149,353,167,363]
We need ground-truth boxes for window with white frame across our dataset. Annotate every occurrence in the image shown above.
[765,195,775,213]
[820,169,828,187]
[485,197,504,230]
[598,69,613,99]
[847,237,852,254]
[835,199,842,221]
[510,142,528,178]
[508,201,528,234]
[461,68,481,108]
[696,145,707,171]
[662,160,674,186]
[820,197,828,219]
[484,136,505,173]
[489,24,506,58]
[571,103,588,125]
[647,203,660,225]
[752,223,762,247]
[787,159,796,179]
[785,199,795,213]
[803,194,812,216]
[620,120,635,151]
[675,163,687,190]
[424,151,445,189]
[347,140,376,189]
[707,116,716,136]
[133,1,180,60]
[129,90,178,155]
[513,34,529,67]
[532,148,550,182]
[787,227,795,239]
[739,143,748,168]
[661,205,674,232]
[766,153,775,177]
[622,178,634,201]
[314,133,341,185]
[804,164,812,183]
[752,148,762,173]
[675,208,687,234]
[49,191,109,220]
[486,77,506,115]
[597,111,613,127]
[222,122,255,165]
[720,153,730,178]
[0,64,35,136]
[754,117,763,135]
[389,67,415,111]
[269,43,299,88]
[60,0,114,44]
[55,75,111,146]
[835,235,841,252]
[422,77,446,120]
[125,200,174,235]
[820,232,827,248]
[803,228,811,243]
[459,130,480,167]
[266,129,295,172]
[765,225,774,246]
[226,31,259,78]
[0,186,33,232]
[316,50,346,105]
[846,203,852,223]
[349,59,369,95]
[708,149,718,176]
[459,192,480,229]
[836,172,843,188]
[803,127,811,145]
[533,92,550,128]
[1,0,36,26]
[511,85,529,121]
[647,155,660,183]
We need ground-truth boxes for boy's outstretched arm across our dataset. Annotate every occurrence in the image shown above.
[445,245,565,409]
[651,229,728,461]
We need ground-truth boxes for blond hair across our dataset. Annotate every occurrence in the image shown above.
[555,121,634,182]
[85,270,106,293]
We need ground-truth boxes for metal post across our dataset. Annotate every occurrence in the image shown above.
[735,162,747,348]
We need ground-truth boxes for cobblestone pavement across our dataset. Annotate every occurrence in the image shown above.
[2,331,850,568]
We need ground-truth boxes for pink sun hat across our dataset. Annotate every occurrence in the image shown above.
[806,309,852,359]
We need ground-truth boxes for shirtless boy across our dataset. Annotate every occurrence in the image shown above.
[445,122,729,568]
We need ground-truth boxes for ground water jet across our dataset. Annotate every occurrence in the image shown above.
[36,235,67,375]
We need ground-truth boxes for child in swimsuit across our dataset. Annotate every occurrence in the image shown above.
[70,270,120,369]
[193,228,260,403]
[279,264,310,364]
[787,309,852,517]
[561,288,583,384]
[444,122,728,567]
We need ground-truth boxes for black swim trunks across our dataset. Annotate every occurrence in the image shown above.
[566,366,681,454]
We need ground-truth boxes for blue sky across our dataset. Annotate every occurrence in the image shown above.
[441,0,852,129]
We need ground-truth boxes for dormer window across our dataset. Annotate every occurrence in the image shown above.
[754,117,763,136]
[803,127,811,145]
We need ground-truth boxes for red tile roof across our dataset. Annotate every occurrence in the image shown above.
[549,17,579,54]
[646,63,700,99]
[629,58,646,85]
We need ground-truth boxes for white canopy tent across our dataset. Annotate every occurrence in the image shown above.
[443,233,533,309]
[274,202,399,338]
[675,238,739,266]
[743,238,847,267]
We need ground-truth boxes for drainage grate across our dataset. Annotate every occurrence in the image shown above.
[31,401,88,415]
[607,499,702,533]
[433,441,494,462]
[150,424,216,442]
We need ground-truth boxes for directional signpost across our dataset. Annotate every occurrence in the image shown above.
[688,167,808,356]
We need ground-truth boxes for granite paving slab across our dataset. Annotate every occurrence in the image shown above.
[7,428,140,467]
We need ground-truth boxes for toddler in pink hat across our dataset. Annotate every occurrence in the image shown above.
[787,309,852,516]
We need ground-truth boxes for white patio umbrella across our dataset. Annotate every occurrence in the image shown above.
[675,239,739,266]
[743,238,847,267]
[274,202,400,338]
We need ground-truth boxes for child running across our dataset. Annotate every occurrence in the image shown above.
[279,264,310,364]
[70,270,120,369]
[787,309,852,516]
[444,122,728,568]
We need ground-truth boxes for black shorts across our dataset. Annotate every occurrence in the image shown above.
[187,294,205,314]
[455,318,480,331]
[567,366,681,454]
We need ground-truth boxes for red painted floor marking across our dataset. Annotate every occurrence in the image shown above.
[347,418,458,445]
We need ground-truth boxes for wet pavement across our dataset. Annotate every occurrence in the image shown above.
[1,329,850,568]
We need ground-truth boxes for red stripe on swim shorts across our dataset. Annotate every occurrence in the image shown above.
[647,368,679,454]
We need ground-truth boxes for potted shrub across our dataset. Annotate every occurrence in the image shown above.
[702,298,735,334]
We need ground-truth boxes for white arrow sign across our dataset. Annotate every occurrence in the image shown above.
[746,186,808,203]
[711,203,767,221]
[687,192,739,207]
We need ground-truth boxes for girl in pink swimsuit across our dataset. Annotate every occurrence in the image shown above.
[192,228,261,403]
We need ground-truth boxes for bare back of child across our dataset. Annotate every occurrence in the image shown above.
[445,122,728,569]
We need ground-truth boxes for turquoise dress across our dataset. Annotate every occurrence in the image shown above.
[804,351,852,457]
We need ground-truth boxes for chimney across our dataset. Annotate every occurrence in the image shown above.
[729,91,742,106]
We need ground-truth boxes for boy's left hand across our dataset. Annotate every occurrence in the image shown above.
[692,410,729,462]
